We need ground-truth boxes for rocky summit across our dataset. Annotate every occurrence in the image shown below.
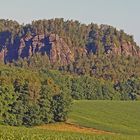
[0,19,140,65]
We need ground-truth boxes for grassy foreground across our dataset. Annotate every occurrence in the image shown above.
[68,100,140,135]
[0,100,140,140]
[0,125,140,140]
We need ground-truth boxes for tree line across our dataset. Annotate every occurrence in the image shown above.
[0,65,140,126]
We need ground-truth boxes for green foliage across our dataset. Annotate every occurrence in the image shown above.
[1,63,140,126]
[38,83,54,124]
[71,75,123,100]
[0,66,72,126]
[0,85,16,124]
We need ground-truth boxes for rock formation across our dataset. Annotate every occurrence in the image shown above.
[0,27,140,65]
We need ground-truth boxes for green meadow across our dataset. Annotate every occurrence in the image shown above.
[68,100,140,135]
[1,100,140,140]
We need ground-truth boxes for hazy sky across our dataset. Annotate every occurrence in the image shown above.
[0,0,140,45]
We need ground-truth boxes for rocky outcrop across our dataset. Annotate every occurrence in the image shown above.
[0,33,75,65]
[86,39,140,57]
[49,34,74,65]
[111,41,140,57]
[0,33,140,65]
[0,19,140,66]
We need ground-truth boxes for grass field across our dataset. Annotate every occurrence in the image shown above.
[0,100,140,140]
[68,100,140,135]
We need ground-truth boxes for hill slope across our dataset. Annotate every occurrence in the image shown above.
[68,100,140,135]
[0,19,140,82]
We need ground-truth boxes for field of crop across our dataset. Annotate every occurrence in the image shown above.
[1,124,140,140]
[0,100,140,140]
[68,100,140,135]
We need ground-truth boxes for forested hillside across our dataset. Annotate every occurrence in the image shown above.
[0,19,140,81]
[0,19,140,126]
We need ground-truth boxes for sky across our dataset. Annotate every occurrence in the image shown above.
[0,0,140,45]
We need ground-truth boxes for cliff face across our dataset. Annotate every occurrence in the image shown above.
[0,32,140,64]
[0,18,140,64]
[111,41,140,57]
[0,33,75,65]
